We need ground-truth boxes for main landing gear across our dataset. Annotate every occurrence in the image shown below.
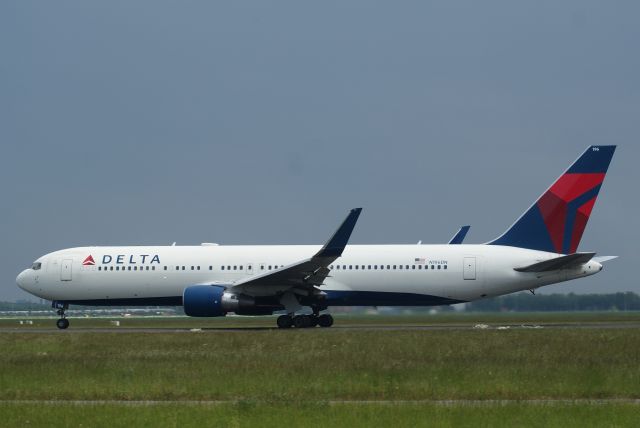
[276,313,334,329]
[53,301,69,330]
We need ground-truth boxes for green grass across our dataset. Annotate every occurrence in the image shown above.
[0,403,639,428]
[1,315,639,426]
[1,329,639,401]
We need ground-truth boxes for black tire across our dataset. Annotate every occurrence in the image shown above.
[293,315,310,328]
[318,314,333,328]
[277,315,293,329]
[56,319,69,330]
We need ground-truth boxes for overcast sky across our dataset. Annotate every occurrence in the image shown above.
[2,1,638,301]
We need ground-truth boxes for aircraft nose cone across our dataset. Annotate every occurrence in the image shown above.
[16,270,30,291]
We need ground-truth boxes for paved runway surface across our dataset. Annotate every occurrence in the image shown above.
[2,322,640,333]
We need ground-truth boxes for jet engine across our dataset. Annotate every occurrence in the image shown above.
[183,285,259,317]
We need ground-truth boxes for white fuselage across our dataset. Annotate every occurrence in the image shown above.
[16,244,602,307]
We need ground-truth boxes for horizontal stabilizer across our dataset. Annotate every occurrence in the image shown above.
[593,256,618,263]
[514,252,596,273]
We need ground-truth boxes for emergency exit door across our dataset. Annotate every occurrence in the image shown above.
[463,257,476,280]
[61,259,73,281]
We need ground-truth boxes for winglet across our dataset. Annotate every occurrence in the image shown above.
[315,208,362,258]
[448,225,471,245]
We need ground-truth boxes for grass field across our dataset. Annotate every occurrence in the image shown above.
[1,313,639,426]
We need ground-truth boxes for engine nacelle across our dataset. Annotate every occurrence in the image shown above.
[183,285,256,317]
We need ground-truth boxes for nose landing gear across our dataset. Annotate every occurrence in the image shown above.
[56,318,69,329]
[53,301,69,330]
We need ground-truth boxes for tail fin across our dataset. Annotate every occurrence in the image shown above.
[489,145,616,253]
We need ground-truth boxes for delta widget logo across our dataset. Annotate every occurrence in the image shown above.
[82,255,96,266]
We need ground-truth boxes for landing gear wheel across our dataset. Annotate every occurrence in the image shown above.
[277,315,293,329]
[293,315,312,328]
[318,314,334,328]
[56,318,69,330]
[309,316,319,327]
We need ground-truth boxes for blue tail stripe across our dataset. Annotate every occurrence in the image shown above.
[489,206,556,251]
[567,145,616,174]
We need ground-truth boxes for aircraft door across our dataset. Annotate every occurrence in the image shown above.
[61,259,73,281]
[463,257,476,280]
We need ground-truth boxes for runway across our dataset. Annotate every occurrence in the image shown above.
[2,322,640,333]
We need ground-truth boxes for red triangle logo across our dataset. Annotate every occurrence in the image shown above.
[82,255,96,266]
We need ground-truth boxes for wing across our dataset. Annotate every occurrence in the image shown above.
[229,208,362,297]
[514,252,596,273]
[448,225,470,244]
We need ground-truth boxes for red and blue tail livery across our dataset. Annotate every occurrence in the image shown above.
[490,145,616,254]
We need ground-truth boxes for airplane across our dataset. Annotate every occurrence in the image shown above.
[16,145,616,329]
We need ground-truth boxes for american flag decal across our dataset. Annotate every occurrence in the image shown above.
[414,258,425,264]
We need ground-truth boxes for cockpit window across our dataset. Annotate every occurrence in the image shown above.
[31,262,42,271]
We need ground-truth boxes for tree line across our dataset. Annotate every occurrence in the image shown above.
[465,292,640,312]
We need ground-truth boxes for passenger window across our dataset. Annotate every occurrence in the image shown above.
[412,265,415,270]
[164,266,167,271]
[98,267,102,271]
[431,265,435,270]
[438,265,441,270]
[444,265,448,270]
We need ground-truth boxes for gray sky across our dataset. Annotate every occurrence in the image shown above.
[2,1,638,301]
